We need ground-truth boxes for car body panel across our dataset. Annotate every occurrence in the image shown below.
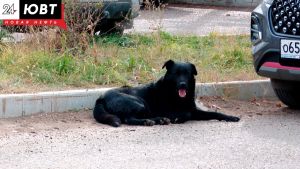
[79,0,139,20]
[251,0,300,82]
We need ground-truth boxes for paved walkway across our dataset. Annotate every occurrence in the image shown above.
[126,6,252,36]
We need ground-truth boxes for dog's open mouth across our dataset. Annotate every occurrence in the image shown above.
[178,89,187,98]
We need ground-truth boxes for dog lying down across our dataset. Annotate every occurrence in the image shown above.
[93,60,240,127]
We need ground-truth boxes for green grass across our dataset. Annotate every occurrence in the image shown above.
[0,31,259,93]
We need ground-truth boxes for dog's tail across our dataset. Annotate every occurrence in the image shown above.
[93,98,121,127]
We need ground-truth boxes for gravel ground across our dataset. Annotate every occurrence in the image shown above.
[126,6,251,36]
[1,97,300,169]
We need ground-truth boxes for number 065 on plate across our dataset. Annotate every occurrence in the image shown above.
[281,39,300,59]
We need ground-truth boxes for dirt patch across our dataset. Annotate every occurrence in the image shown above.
[199,96,294,116]
[0,97,297,136]
[0,109,95,135]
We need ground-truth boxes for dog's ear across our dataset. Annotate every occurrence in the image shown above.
[190,63,197,75]
[162,60,175,70]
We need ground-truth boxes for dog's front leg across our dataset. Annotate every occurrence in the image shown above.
[124,117,170,126]
[150,117,171,125]
[167,112,192,124]
[124,117,156,126]
[192,108,240,122]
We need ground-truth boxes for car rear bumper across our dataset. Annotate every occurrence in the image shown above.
[258,62,300,81]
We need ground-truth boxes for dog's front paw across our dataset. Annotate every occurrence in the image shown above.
[110,121,121,127]
[159,118,171,125]
[225,116,240,122]
[170,118,180,124]
[144,119,155,126]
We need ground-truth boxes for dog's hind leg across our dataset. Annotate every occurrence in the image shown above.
[93,100,121,127]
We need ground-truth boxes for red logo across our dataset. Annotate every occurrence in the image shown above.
[0,0,67,30]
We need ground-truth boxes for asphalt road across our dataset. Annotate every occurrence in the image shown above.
[1,97,299,169]
[126,6,251,36]
[6,6,251,42]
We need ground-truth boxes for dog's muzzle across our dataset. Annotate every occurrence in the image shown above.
[178,82,187,98]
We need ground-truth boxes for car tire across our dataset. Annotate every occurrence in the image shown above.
[95,20,124,35]
[271,79,300,109]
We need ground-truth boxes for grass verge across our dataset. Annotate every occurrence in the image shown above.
[0,31,260,93]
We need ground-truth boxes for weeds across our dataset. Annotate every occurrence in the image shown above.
[0,31,258,93]
[0,28,13,52]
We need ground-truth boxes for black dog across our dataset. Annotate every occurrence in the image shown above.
[93,60,240,127]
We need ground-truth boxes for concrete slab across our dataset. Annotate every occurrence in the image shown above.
[0,95,24,118]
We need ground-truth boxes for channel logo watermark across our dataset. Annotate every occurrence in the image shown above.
[0,0,67,29]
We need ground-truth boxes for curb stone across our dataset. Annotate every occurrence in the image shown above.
[0,80,275,118]
[196,80,276,100]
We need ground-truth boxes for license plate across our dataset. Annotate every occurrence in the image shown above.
[281,39,300,59]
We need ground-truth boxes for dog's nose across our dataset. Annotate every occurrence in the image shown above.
[179,82,187,88]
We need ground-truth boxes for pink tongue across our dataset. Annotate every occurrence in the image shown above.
[179,89,187,98]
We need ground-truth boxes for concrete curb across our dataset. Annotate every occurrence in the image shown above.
[196,80,276,100]
[0,80,275,118]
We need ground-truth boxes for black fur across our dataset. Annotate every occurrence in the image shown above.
[93,60,240,127]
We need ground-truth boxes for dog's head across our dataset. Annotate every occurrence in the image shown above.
[162,60,197,99]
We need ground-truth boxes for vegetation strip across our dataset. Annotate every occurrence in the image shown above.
[0,31,259,93]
